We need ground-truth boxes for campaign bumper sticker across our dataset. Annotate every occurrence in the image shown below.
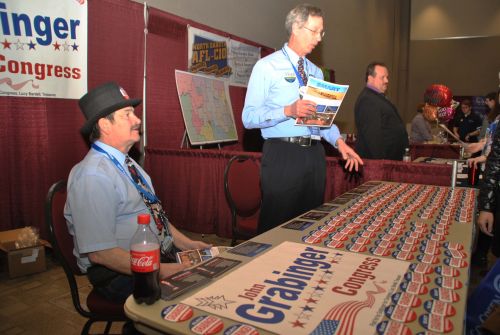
[161,303,194,322]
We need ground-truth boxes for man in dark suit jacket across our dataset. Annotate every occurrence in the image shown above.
[354,62,409,160]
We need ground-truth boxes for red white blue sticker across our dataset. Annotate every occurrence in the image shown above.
[325,239,344,249]
[423,299,456,317]
[161,304,194,322]
[435,265,460,277]
[429,288,460,303]
[346,242,367,252]
[375,239,395,249]
[405,231,426,239]
[435,276,463,289]
[419,244,440,256]
[223,323,259,335]
[392,250,415,261]
[379,233,398,241]
[426,233,445,242]
[391,292,422,308]
[369,246,391,257]
[309,230,329,238]
[384,304,417,322]
[444,249,467,259]
[376,320,412,335]
[409,263,434,274]
[417,254,439,264]
[400,281,428,295]
[190,315,224,335]
[400,236,419,245]
[358,230,377,238]
[396,243,417,252]
[330,231,349,241]
[351,236,371,245]
[442,242,464,250]
[404,272,430,284]
[443,258,468,268]
[302,234,322,244]
[419,313,454,333]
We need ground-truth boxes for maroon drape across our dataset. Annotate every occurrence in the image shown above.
[145,148,453,239]
[0,0,274,238]
[1,0,144,238]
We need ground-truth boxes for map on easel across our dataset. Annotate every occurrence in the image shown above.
[175,70,238,146]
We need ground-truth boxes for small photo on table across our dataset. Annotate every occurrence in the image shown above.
[314,203,340,212]
[300,211,328,220]
[281,220,314,231]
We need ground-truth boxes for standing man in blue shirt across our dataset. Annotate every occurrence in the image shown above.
[243,4,363,233]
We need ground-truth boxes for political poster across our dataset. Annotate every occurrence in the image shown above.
[182,241,409,335]
[0,0,87,99]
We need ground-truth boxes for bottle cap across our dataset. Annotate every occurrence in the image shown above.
[137,213,150,224]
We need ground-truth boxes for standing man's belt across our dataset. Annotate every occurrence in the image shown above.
[271,136,318,147]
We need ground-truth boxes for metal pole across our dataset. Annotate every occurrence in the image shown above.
[139,2,149,166]
[451,160,458,188]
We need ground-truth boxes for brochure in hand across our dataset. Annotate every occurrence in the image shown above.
[176,246,232,266]
[295,77,349,128]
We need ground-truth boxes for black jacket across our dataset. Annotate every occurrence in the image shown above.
[354,87,409,160]
[478,123,500,212]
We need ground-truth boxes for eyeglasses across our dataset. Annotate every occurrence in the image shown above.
[302,26,325,38]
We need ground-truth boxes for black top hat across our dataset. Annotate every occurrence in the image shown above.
[79,82,142,135]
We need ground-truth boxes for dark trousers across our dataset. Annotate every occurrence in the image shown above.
[258,139,326,233]
[87,265,133,304]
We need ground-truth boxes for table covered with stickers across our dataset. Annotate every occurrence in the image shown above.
[125,181,476,335]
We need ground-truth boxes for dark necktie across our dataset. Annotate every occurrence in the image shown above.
[125,156,173,255]
[298,58,320,137]
[298,57,308,86]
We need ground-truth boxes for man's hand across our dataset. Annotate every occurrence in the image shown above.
[465,140,486,154]
[336,138,364,172]
[467,155,486,168]
[477,211,495,237]
[284,99,317,118]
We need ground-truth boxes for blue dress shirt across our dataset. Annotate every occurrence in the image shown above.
[242,43,341,147]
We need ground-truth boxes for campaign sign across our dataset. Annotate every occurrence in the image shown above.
[182,241,409,335]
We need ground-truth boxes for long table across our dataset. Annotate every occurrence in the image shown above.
[145,148,453,238]
[125,181,475,334]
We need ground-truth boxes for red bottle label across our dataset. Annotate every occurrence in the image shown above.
[131,249,160,272]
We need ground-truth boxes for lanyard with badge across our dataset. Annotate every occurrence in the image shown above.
[91,143,174,254]
[282,47,308,87]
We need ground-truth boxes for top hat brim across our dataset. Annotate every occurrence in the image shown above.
[80,98,142,136]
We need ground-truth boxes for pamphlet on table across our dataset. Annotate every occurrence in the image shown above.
[176,246,232,266]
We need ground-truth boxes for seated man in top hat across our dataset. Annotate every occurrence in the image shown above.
[64,82,210,303]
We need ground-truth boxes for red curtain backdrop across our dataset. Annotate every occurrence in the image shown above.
[0,0,144,238]
[0,0,274,238]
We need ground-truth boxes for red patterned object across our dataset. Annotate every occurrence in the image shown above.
[424,84,453,107]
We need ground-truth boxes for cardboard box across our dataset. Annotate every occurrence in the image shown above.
[0,228,47,278]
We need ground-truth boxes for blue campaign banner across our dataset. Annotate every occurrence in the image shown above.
[466,259,500,334]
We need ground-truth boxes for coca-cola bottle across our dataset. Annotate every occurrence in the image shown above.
[130,213,161,304]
